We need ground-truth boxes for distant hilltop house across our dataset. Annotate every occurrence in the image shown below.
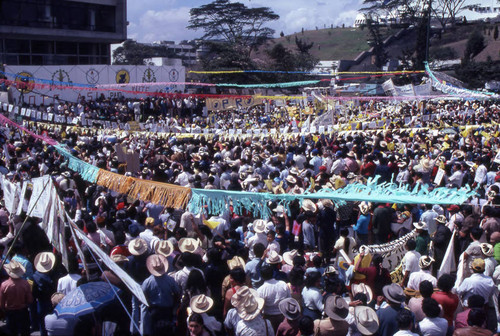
[354,0,500,28]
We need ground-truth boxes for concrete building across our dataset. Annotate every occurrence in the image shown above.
[0,0,127,66]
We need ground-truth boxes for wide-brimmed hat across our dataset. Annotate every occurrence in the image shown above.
[352,283,373,303]
[34,252,56,273]
[279,298,301,320]
[253,219,267,233]
[471,258,485,272]
[4,260,26,279]
[266,250,283,264]
[301,199,317,213]
[354,306,379,335]
[435,215,447,224]
[413,221,428,231]
[283,249,299,266]
[324,265,337,275]
[178,238,199,253]
[145,217,155,227]
[190,294,214,314]
[227,256,246,271]
[61,171,71,178]
[156,240,174,258]
[146,254,169,276]
[419,255,435,269]
[481,243,494,257]
[231,286,265,321]
[111,254,129,264]
[359,202,369,215]
[285,175,297,184]
[128,238,148,256]
[321,199,334,209]
[382,283,405,303]
[324,295,349,321]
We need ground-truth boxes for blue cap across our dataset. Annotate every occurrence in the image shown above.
[312,149,319,155]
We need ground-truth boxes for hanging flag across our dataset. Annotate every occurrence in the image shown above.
[438,229,456,278]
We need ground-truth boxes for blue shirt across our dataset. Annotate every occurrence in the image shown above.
[353,214,370,235]
[141,273,180,308]
[245,258,264,288]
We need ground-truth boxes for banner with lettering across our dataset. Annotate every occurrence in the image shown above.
[206,97,257,111]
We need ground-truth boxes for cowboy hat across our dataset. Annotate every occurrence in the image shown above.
[272,205,285,217]
[435,215,447,224]
[359,202,369,215]
[111,254,129,264]
[253,219,267,234]
[480,243,494,257]
[471,258,485,272]
[301,199,317,213]
[321,199,334,208]
[128,238,148,256]
[324,295,349,321]
[352,283,373,303]
[178,238,199,253]
[279,298,301,320]
[413,221,428,231]
[266,250,283,264]
[146,254,169,276]
[34,252,56,273]
[419,255,435,269]
[4,260,26,279]
[285,175,297,184]
[231,286,264,321]
[156,240,174,258]
[227,256,246,271]
[190,294,214,314]
[323,265,337,275]
[283,249,299,266]
[354,306,379,335]
[382,283,405,303]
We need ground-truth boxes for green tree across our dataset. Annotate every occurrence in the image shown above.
[112,40,177,65]
[494,25,499,40]
[365,16,388,68]
[187,0,279,59]
[463,30,486,62]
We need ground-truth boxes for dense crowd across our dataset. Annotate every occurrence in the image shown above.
[0,97,499,336]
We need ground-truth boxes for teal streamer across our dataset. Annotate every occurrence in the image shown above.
[217,80,321,88]
[189,177,477,218]
[54,145,99,183]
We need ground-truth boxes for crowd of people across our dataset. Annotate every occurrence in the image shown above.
[0,96,499,336]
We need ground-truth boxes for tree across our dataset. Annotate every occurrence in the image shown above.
[432,0,466,29]
[494,25,499,40]
[365,16,388,68]
[187,0,279,59]
[112,40,177,65]
[463,30,486,62]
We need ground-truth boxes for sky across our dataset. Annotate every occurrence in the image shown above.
[126,0,364,43]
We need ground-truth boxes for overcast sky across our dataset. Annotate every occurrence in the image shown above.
[126,0,364,43]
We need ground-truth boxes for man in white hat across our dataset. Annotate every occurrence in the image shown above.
[141,254,181,335]
[231,286,273,336]
[0,260,33,335]
[246,220,268,260]
[33,252,57,336]
[407,256,437,290]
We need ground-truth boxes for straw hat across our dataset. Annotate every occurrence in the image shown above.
[471,258,485,272]
[4,260,26,279]
[480,243,494,257]
[178,238,199,253]
[146,254,169,276]
[435,215,447,224]
[279,298,301,320]
[145,217,155,227]
[382,283,405,303]
[354,306,379,335]
[111,254,129,264]
[324,295,349,321]
[283,249,299,266]
[323,265,337,275]
[413,221,428,231]
[352,283,373,303]
[231,286,265,321]
[253,219,267,234]
[285,175,297,184]
[321,199,334,209]
[419,255,435,269]
[359,202,369,215]
[266,250,283,264]
[156,240,174,258]
[227,256,246,271]
[301,199,317,213]
[34,252,56,273]
[128,238,148,256]
[190,294,214,314]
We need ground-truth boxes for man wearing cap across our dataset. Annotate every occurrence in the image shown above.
[457,258,495,307]
[446,205,464,232]
[0,260,33,336]
[377,284,411,336]
[313,295,349,336]
[141,254,181,335]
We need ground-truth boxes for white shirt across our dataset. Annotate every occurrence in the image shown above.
[57,274,81,295]
[474,164,487,185]
[235,316,273,336]
[267,240,280,254]
[394,330,420,336]
[457,273,495,306]
[418,317,448,336]
[256,279,291,316]
[402,250,421,274]
[407,270,437,290]
[246,233,268,260]
[224,308,241,332]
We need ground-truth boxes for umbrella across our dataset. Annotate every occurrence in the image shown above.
[55,281,121,318]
